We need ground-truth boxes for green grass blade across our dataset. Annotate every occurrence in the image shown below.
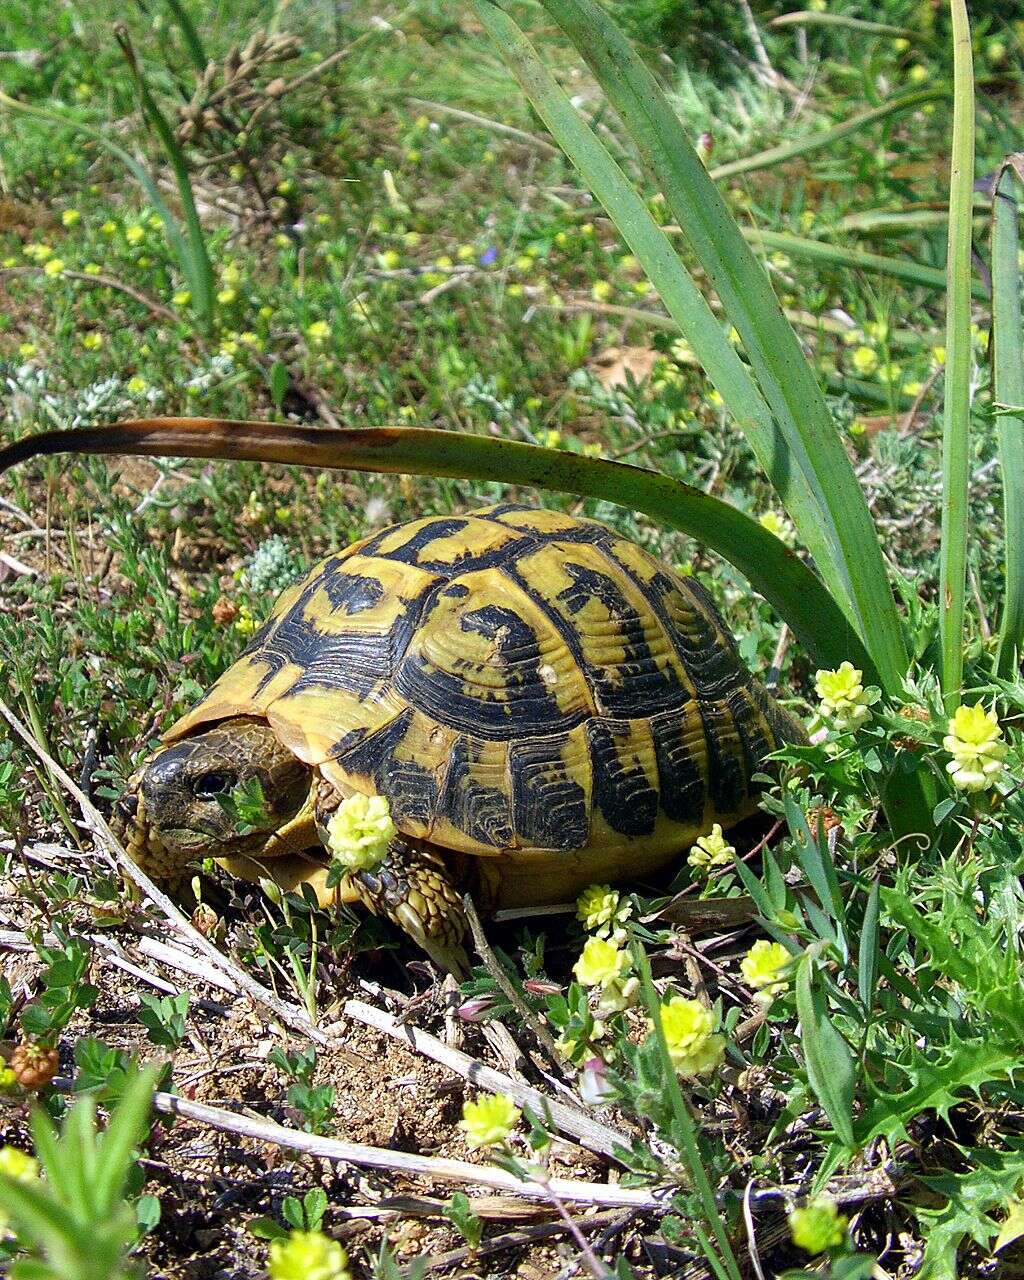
[739,228,986,299]
[0,419,871,676]
[634,944,742,1280]
[523,0,909,694]
[92,1066,160,1217]
[938,0,976,707]
[992,166,1024,678]
[709,88,943,183]
[160,0,208,74]
[472,2,886,665]
[116,29,216,337]
[468,1,856,619]
[769,11,915,38]
[795,953,856,1148]
[0,91,195,290]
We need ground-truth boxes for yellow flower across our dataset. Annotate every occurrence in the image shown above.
[172,289,191,307]
[435,255,453,269]
[851,345,878,376]
[100,220,117,236]
[814,661,875,729]
[908,64,928,83]
[758,510,795,545]
[378,249,401,270]
[741,939,792,1001]
[82,262,101,275]
[591,280,613,302]
[0,1146,38,1181]
[239,331,262,349]
[576,884,630,936]
[23,242,53,261]
[307,320,331,344]
[687,823,735,872]
[277,178,295,195]
[0,1145,40,1234]
[460,1093,521,1148]
[403,231,421,248]
[234,603,257,636]
[81,332,103,351]
[788,1198,848,1253]
[18,342,37,358]
[221,262,242,285]
[943,703,1006,792]
[325,793,396,871]
[457,244,475,261]
[541,429,563,450]
[932,345,946,366]
[573,936,629,988]
[147,213,162,229]
[219,339,238,357]
[657,996,722,1076]
[0,1066,16,1090]
[217,287,237,305]
[125,224,145,245]
[61,209,81,226]
[268,1230,351,1280]
[126,376,148,394]
[43,257,65,276]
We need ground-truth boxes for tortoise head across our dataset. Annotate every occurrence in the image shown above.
[113,716,317,878]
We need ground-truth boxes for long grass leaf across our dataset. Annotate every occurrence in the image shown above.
[795,954,856,1147]
[992,165,1024,677]
[709,88,943,183]
[472,0,867,663]
[0,419,871,675]
[116,29,215,336]
[858,879,881,1012]
[740,228,986,299]
[92,1067,159,1216]
[938,0,976,707]
[524,0,909,694]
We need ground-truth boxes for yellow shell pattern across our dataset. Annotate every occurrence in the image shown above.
[166,505,801,860]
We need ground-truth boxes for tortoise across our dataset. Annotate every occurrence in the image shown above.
[114,503,805,972]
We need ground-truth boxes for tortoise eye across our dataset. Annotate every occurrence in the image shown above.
[193,771,232,799]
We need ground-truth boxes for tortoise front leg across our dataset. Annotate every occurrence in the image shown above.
[347,837,471,977]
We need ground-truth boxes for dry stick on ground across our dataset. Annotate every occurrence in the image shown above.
[401,1209,625,1278]
[404,97,560,157]
[0,265,179,323]
[0,693,335,1047]
[145,1088,666,1208]
[0,927,232,1018]
[343,998,632,1163]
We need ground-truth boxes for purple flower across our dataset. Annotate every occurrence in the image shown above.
[479,246,498,266]
[458,995,497,1022]
[579,1057,616,1105]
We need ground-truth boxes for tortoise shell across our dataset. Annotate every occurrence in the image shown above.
[166,505,801,860]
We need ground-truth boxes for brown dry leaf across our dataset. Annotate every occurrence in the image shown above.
[589,345,658,390]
